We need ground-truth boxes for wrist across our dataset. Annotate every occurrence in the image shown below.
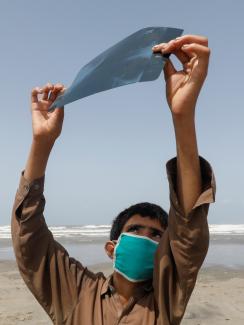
[32,138,55,152]
[172,111,195,127]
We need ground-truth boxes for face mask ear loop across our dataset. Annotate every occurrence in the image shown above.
[112,234,123,269]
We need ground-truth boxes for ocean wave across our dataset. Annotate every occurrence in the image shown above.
[209,224,244,235]
[49,225,111,238]
[1,224,244,239]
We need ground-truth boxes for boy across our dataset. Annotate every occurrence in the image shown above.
[12,34,215,324]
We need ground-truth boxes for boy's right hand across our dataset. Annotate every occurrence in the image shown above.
[31,83,65,144]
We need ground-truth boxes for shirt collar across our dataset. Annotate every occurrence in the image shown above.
[100,274,114,296]
[100,274,153,297]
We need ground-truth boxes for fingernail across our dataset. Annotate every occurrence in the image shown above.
[152,45,159,50]
[182,44,189,49]
[175,37,182,41]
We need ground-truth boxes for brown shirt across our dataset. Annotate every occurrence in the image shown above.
[11,157,215,325]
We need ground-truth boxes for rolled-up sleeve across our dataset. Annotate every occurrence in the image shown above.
[153,157,216,325]
[11,173,95,324]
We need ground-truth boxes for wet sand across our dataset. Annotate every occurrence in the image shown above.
[0,260,243,325]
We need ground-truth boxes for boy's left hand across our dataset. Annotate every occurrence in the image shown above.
[153,35,210,118]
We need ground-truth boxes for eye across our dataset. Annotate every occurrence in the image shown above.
[152,230,162,239]
[127,225,140,233]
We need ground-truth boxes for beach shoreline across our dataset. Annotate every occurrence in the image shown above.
[0,260,244,324]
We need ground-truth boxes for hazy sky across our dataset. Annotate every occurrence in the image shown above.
[1,0,244,225]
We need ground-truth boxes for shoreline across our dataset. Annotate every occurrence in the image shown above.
[0,260,244,324]
[2,234,244,269]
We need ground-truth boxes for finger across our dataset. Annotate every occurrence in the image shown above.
[183,56,198,74]
[49,83,64,102]
[152,39,178,53]
[152,41,189,66]
[49,106,64,123]
[53,105,64,117]
[172,49,189,66]
[31,87,43,103]
[152,42,168,52]
[163,59,176,81]
[181,44,210,78]
[153,40,189,65]
[175,35,208,46]
[155,35,208,55]
[42,83,54,100]
[181,43,210,59]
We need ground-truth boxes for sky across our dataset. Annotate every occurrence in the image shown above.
[0,0,244,225]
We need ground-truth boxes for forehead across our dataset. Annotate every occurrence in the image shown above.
[122,213,163,231]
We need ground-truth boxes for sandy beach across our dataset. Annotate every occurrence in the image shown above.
[0,261,243,325]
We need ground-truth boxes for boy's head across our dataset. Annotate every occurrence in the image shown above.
[105,203,168,261]
[110,202,168,241]
[105,202,168,282]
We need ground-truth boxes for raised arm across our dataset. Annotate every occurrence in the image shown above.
[153,35,210,215]
[152,36,216,324]
[11,84,96,324]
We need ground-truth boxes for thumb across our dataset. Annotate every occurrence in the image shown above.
[163,59,176,81]
[50,106,64,125]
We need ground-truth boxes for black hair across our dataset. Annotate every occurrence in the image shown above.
[110,202,168,241]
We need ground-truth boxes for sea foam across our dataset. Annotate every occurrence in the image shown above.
[1,224,244,240]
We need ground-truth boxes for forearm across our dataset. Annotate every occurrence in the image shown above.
[24,139,55,183]
[172,112,202,216]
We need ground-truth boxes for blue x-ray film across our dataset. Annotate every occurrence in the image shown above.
[50,26,183,110]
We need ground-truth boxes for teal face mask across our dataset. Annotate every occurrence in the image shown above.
[113,233,159,282]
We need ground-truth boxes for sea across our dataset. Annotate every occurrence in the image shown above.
[1,224,244,268]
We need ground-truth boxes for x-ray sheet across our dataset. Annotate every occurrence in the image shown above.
[50,26,183,110]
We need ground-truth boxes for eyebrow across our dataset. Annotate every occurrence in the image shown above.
[125,224,164,234]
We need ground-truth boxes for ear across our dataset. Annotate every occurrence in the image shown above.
[104,241,116,260]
